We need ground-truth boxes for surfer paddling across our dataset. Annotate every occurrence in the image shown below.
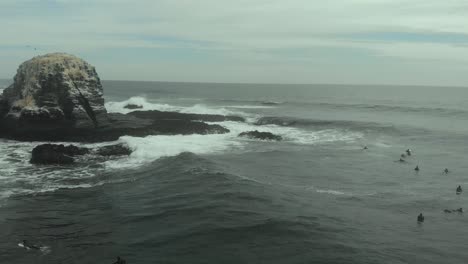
[21,240,40,250]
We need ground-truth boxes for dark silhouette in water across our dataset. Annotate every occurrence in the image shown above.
[417,213,424,223]
[406,149,412,156]
[401,153,406,158]
[456,185,462,194]
[113,256,127,264]
[22,240,40,250]
[444,208,463,213]
[72,80,99,128]
[414,165,420,172]
[398,158,406,163]
[363,146,368,150]
[444,168,449,174]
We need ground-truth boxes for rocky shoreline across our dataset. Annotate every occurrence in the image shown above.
[0,53,283,164]
[0,53,237,142]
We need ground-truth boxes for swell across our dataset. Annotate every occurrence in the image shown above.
[109,153,358,262]
[220,98,468,117]
[255,116,400,133]
[306,102,468,117]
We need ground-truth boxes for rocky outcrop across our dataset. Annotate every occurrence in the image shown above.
[238,130,283,141]
[96,143,132,156]
[0,53,237,142]
[124,104,143,110]
[127,110,245,122]
[30,143,133,164]
[0,95,8,118]
[30,144,89,164]
[1,53,106,132]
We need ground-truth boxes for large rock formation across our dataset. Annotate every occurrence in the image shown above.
[30,144,90,164]
[0,53,237,142]
[238,130,283,141]
[1,53,106,132]
[30,143,133,164]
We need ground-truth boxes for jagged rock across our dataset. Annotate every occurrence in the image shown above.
[255,117,297,126]
[30,143,135,164]
[30,144,89,164]
[127,110,244,122]
[1,53,107,132]
[0,95,8,118]
[124,104,143,110]
[0,54,235,142]
[238,130,283,141]
[96,144,132,156]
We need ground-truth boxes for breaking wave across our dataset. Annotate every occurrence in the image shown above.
[0,97,363,200]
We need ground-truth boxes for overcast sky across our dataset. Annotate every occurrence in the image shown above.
[1,0,468,86]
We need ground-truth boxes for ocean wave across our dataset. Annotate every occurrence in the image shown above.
[219,99,285,105]
[105,96,249,117]
[0,98,363,200]
[315,189,347,196]
[0,139,128,200]
[255,116,393,130]
[219,98,468,117]
[301,101,468,117]
[226,105,275,109]
[0,124,360,200]
[104,121,362,170]
[105,134,244,169]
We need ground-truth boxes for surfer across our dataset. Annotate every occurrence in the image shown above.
[444,168,449,174]
[417,213,424,223]
[113,256,127,264]
[456,185,462,194]
[406,149,412,156]
[399,157,405,162]
[363,146,368,150]
[22,240,40,250]
[414,165,420,171]
[443,208,463,213]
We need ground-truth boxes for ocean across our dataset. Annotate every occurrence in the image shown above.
[1,79,468,264]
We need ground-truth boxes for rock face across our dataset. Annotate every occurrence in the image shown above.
[127,110,245,123]
[0,53,106,133]
[0,53,238,142]
[124,104,143,110]
[96,144,132,156]
[238,130,283,141]
[30,144,89,164]
[30,143,133,164]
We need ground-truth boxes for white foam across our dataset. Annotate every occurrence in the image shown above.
[226,105,275,109]
[103,121,362,170]
[0,139,126,200]
[0,98,363,200]
[105,96,177,114]
[106,133,244,169]
[316,189,347,195]
[105,96,248,117]
[217,121,363,145]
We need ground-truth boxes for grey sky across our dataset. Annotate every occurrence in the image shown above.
[1,0,468,86]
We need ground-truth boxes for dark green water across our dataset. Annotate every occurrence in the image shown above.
[1,80,468,263]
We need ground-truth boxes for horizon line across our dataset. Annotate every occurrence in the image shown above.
[1,77,467,89]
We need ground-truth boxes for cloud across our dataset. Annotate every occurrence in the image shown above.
[0,0,467,85]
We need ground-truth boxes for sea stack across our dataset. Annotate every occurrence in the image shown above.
[0,53,234,142]
[0,53,107,138]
